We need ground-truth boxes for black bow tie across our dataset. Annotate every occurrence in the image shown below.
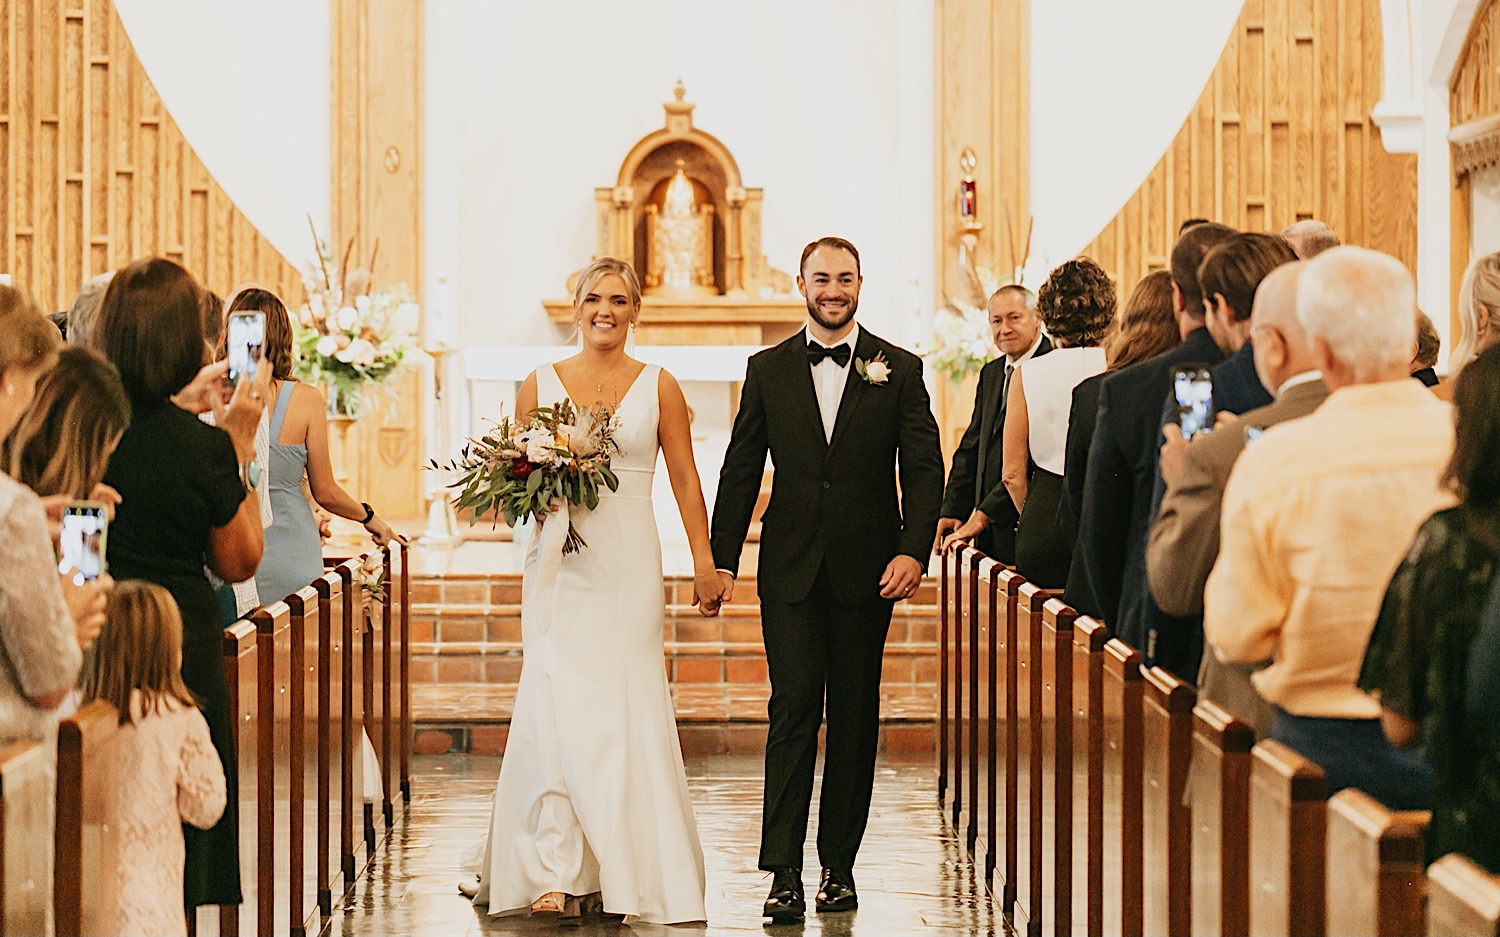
[806,342,852,368]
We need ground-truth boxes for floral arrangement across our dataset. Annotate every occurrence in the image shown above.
[928,263,1008,384]
[293,223,419,416]
[352,552,388,626]
[430,400,620,555]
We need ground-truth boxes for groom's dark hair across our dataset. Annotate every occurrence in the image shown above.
[799,237,861,277]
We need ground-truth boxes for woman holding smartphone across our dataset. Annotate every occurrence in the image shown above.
[221,287,405,610]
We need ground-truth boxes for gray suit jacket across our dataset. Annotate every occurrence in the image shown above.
[1147,377,1330,617]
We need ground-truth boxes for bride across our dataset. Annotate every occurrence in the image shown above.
[467,257,724,925]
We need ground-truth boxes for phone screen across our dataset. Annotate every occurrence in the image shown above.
[1172,366,1215,440]
[59,503,107,584]
[227,311,267,385]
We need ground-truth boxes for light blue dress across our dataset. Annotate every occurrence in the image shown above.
[253,382,325,607]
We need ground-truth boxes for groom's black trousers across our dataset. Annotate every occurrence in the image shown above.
[758,563,894,872]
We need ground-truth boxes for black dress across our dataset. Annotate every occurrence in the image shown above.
[103,402,245,908]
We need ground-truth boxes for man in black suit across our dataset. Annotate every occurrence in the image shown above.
[709,237,944,922]
[935,286,1050,564]
[1066,222,1236,649]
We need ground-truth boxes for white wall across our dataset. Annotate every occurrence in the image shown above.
[113,0,330,266]
[1029,0,1241,271]
[423,0,935,350]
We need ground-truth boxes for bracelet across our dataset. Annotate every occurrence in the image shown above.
[360,502,375,525]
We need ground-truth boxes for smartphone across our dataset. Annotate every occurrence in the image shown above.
[1172,365,1215,441]
[59,501,108,584]
[227,311,266,386]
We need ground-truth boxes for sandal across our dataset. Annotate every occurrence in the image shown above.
[530,892,581,918]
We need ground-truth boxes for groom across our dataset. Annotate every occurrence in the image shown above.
[707,236,943,921]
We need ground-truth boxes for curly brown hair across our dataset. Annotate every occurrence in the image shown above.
[1036,258,1117,348]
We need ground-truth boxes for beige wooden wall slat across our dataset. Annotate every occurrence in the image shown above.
[1080,0,1417,303]
[1453,0,1499,127]
[0,0,300,312]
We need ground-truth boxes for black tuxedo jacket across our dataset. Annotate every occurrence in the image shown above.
[711,328,944,607]
[1066,327,1225,646]
[1212,341,1272,416]
[940,338,1053,561]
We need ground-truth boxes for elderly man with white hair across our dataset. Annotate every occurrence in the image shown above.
[1202,246,1453,810]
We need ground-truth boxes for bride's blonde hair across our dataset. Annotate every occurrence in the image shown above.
[572,258,642,317]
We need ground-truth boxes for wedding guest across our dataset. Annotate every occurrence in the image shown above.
[83,581,227,937]
[3,346,130,505]
[1149,262,1325,735]
[936,285,1048,563]
[0,289,111,744]
[199,288,225,353]
[1280,219,1340,259]
[1360,342,1500,871]
[1412,310,1441,387]
[1068,221,1235,636]
[224,287,404,611]
[1447,251,1500,385]
[62,271,114,349]
[1204,246,1451,809]
[1202,233,1299,415]
[944,259,1113,589]
[91,257,270,915]
[1058,269,1180,563]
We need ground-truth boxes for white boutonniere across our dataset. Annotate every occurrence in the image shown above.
[855,352,891,385]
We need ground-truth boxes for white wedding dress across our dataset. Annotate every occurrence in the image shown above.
[473,363,708,925]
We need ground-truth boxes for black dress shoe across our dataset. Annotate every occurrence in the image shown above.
[815,867,857,912]
[763,867,805,921]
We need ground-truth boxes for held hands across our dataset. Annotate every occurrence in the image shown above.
[879,554,924,601]
[692,570,734,617]
[59,571,113,651]
[939,509,990,555]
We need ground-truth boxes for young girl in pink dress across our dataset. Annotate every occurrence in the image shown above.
[82,581,227,937]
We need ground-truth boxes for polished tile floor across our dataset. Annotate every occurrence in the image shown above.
[329,753,1002,936]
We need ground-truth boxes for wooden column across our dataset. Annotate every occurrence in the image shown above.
[933,0,1030,455]
[330,0,424,517]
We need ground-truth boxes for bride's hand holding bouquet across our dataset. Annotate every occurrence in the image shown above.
[432,399,620,555]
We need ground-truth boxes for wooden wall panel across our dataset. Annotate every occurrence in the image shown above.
[0,0,301,312]
[1453,0,1499,129]
[1081,0,1418,302]
[330,0,424,519]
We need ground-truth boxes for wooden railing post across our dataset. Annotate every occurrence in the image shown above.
[315,570,347,911]
[1189,700,1254,937]
[1103,638,1144,937]
[965,550,982,853]
[380,548,396,829]
[362,556,386,851]
[287,586,323,937]
[54,701,122,937]
[1325,789,1428,937]
[250,603,292,936]
[949,546,968,833]
[0,741,51,937]
[221,620,259,937]
[974,557,1008,889]
[336,560,368,882]
[1142,666,1195,937]
[1042,598,1078,937]
[1016,583,1060,937]
[1072,617,1109,937]
[396,541,412,804]
[939,545,952,807]
[1250,740,1327,937]
[998,567,1025,910]
[1426,854,1500,936]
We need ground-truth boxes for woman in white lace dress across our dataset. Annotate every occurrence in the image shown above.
[82,581,226,937]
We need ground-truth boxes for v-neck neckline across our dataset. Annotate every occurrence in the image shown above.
[550,361,650,415]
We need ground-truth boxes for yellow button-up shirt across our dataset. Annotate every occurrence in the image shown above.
[1203,379,1455,719]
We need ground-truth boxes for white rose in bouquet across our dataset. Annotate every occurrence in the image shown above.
[348,339,377,367]
[336,305,359,331]
[517,428,561,466]
[316,335,339,357]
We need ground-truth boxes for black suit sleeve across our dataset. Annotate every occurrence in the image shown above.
[711,356,771,576]
[1067,380,1130,622]
[1057,380,1096,545]
[940,366,987,518]
[896,357,945,563]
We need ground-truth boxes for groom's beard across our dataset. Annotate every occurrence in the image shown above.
[806,296,859,332]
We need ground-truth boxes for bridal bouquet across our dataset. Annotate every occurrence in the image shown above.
[431,400,621,556]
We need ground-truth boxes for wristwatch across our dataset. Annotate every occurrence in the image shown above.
[360,502,376,525]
